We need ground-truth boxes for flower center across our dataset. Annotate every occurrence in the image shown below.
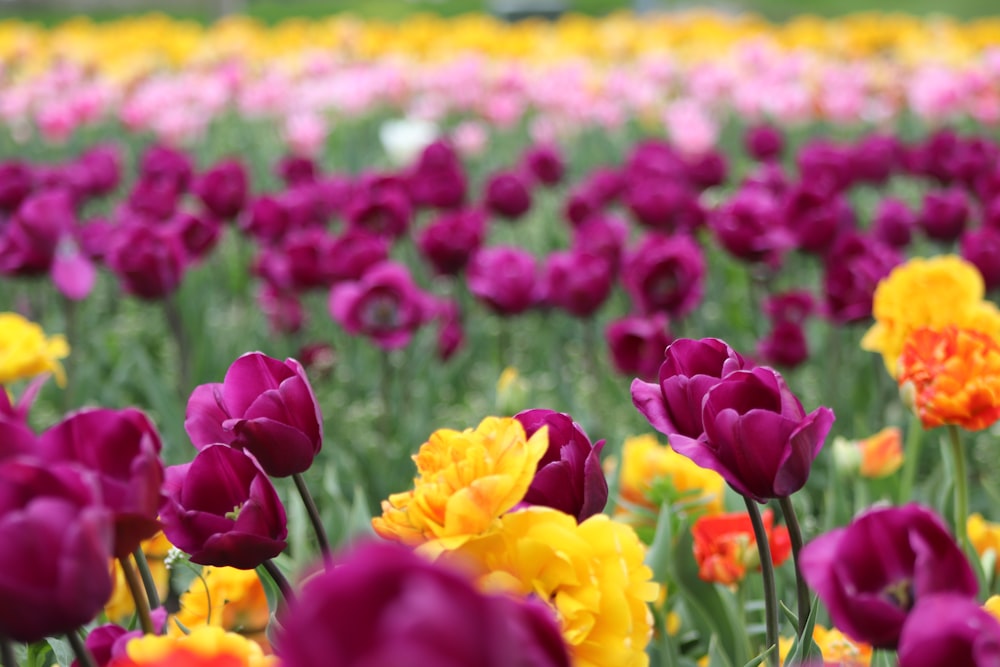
[225,503,244,521]
[882,579,914,610]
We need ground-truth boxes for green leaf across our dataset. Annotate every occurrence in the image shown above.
[644,501,675,583]
[256,564,281,615]
[782,594,823,666]
[45,636,75,667]
[708,635,736,667]
[743,644,776,667]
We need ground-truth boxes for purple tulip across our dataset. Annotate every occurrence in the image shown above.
[783,183,854,255]
[242,195,292,245]
[522,143,565,186]
[623,233,706,318]
[466,246,540,316]
[514,409,608,521]
[684,150,728,191]
[710,186,793,266]
[52,239,97,301]
[72,623,132,667]
[606,313,673,381]
[185,352,323,478]
[325,229,391,284]
[920,187,969,242]
[744,124,784,162]
[669,366,833,501]
[0,381,39,461]
[849,133,901,186]
[330,262,434,350]
[38,407,164,559]
[542,250,615,319]
[757,320,809,369]
[408,141,467,209]
[484,170,532,220]
[140,143,193,192]
[821,233,901,324]
[0,188,74,276]
[276,155,318,187]
[277,541,571,667]
[169,211,223,263]
[796,139,851,193]
[434,300,465,361]
[763,290,814,324]
[160,444,287,569]
[127,177,179,221]
[625,140,686,182]
[897,595,1000,666]
[257,283,305,335]
[346,180,412,238]
[193,159,249,220]
[0,459,114,643]
[74,144,122,199]
[105,223,187,300]
[961,227,1000,291]
[872,198,916,249]
[0,161,34,212]
[631,337,750,441]
[625,179,705,234]
[800,504,978,649]
[571,214,628,274]
[417,208,487,276]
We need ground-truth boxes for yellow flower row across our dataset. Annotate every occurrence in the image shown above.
[2,11,1000,82]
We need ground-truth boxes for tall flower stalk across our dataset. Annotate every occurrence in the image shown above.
[744,497,779,667]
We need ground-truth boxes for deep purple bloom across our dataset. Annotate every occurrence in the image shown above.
[670,367,833,501]
[73,623,132,667]
[872,198,916,249]
[242,195,293,245]
[897,595,1000,667]
[326,229,391,284]
[571,214,628,274]
[821,232,902,324]
[710,186,792,265]
[277,541,571,667]
[631,337,750,441]
[0,188,75,276]
[684,150,727,191]
[849,133,901,185]
[408,141,467,209]
[74,144,122,199]
[345,180,412,238]
[434,300,465,362]
[0,377,41,461]
[329,262,434,350]
[542,250,615,318]
[276,155,318,187]
[920,187,970,242]
[796,139,851,193]
[105,223,187,300]
[127,177,179,221]
[757,320,809,369]
[763,290,815,324]
[484,170,532,220]
[522,143,565,186]
[800,504,978,649]
[193,159,249,220]
[961,227,1000,291]
[169,211,223,262]
[783,183,854,255]
[625,179,705,234]
[185,352,323,478]
[0,459,114,643]
[257,283,305,335]
[466,246,540,316]
[514,409,608,521]
[606,313,673,381]
[160,445,287,569]
[38,408,164,559]
[625,140,686,182]
[623,233,706,318]
[0,161,34,212]
[417,208,487,276]
[140,143,192,192]
[744,124,784,162]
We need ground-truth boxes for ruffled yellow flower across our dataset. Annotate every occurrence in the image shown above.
[119,625,276,667]
[968,513,1000,574]
[106,533,172,624]
[861,255,1000,376]
[0,312,69,386]
[897,326,1000,431]
[617,434,725,519]
[372,417,548,547]
[428,507,658,667]
[169,567,271,652]
[778,624,872,665]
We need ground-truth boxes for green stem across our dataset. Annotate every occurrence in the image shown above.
[66,631,96,667]
[61,296,77,412]
[897,413,924,505]
[133,547,161,610]
[119,555,155,635]
[293,472,331,558]
[779,496,810,638]
[262,559,295,612]
[379,349,394,440]
[1,635,18,667]
[744,496,779,667]
[163,294,191,397]
[947,425,970,553]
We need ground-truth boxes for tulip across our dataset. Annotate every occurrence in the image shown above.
[800,504,978,649]
[872,198,916,249]
[277,541,571,667]
[821,232,901,324]
[762,290,814,324]
[669,366,834,502]
[73,623,133,667]
[139,143,193,192]
[257,283,305,335]
[242,195,292,245]
[169,211,223,262]
[329,262,434,350]
[185,352,323,478]
[920,187,969,243]
[522,143,565,186]
[631,337,750,441]
[744,124,784,162]
[625,179,705,234]
[541,250,615,318]
[796,139,851,193]
[126,177,180,221]
[757,320,809,368]
[897,595,1000,667]
[105,223,187,300]
[484,170,532,220]
[0,189,74,275]
[961,227,1000,291]
[605,312,673,380]
[571,214,628,274]
[622,233,706,318]
[416,208,487,276]
[710,186,792,266]
[74,144,122,199]
[345,180,412,239]
[434,300,464,361]
[466,246,540,316]
[0,459,114,643]
[408,140,467,209]
[783,183,854,255]
[39,407,164,558]
[848,133,901,186]
[193,159,248,220]
[160,445,288,569]
[276,155,317,187]
[0,161,33,212]
[684,150,727,190]
[513,409,607,521]
[325,229,390,283]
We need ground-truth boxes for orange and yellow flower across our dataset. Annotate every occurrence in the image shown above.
[106,533,172,624]
[616,434,725,519]
[861,255,1000,376]
[169,567,271,652]
[986,595,1000,622]
[0,312,70,386]
[968,513,1000,574]
[110,625,276,667]
[778,625,872,665]
[897,326,1000,431]
[372,417,548,547]
[857,427,904,479]
[428,506,658,667]
[691,510,791,586]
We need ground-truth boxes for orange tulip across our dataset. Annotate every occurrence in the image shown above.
[691,509,791,585]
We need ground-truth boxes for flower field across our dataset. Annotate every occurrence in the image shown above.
[1,8,1000,667]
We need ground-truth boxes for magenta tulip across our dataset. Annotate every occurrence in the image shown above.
[466,246,540,316]
[606,313,673,380]
[623,233,706,318]
[542,250,615,318]
[897,595,1000,666]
